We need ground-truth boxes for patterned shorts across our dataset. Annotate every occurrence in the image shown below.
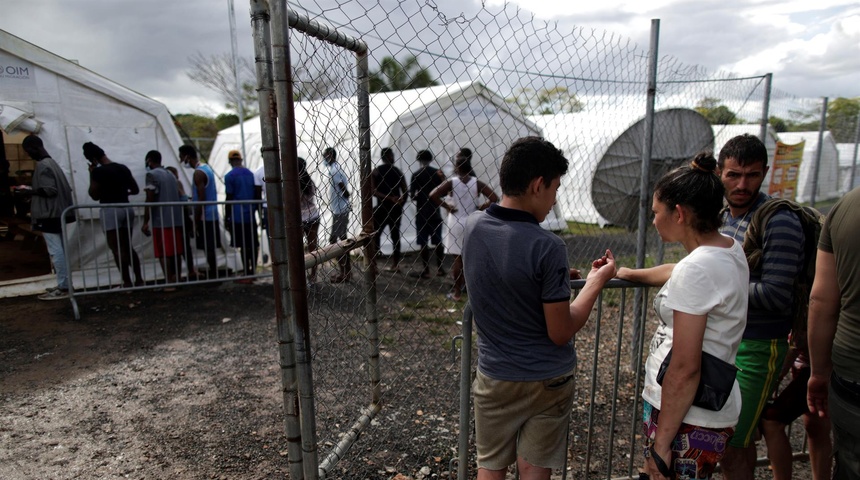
[642,402,733,480]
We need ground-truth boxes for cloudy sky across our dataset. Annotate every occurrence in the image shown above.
[2,0,857,116]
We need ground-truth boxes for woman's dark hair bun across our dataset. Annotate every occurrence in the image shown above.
[690,152,717,173]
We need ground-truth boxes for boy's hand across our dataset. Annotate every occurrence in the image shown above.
[587,249,616,282]
[569,268,582,280]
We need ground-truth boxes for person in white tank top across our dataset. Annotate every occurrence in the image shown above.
[430,148,498,301]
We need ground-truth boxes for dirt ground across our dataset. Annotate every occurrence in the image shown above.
[0,246,817,479]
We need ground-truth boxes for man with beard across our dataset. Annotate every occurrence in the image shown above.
[716,134,806,480]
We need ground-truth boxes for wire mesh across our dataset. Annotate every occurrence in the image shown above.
[264,2,838,478]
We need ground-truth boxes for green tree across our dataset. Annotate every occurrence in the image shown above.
[368,55,439,93]
[769,116,788,132]
[506,86,584,115]
[173,114,220,159]
[695,98,741,125]
[827,97,860,143]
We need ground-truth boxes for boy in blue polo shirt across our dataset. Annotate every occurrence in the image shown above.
[462,136,616,480]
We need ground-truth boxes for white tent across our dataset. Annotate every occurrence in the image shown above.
[712,124,780,192]
[210,81,565,254]
[776,131,840,203]
[836,143,860,193]
[0,29,232,289]
[530,108,714,227]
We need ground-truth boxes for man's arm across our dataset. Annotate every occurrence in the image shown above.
[88,171,101,201]
[142,188,155,235]
[543,250,616,345]
[476,180,499,210]
[429,180,454,212]
[126,167,140,196]
[396,172,407,205]
[32,165,58,198]
[752,210,805,311]
[193,169,207,222]
[616,264,676,286]
[807,249,840,418]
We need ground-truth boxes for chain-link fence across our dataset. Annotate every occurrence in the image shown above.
[239,1,848,478]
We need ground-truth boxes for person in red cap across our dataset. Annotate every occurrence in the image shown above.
[224,149,259,282]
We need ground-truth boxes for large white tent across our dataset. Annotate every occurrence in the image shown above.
[0,29,232,291]
[776,131,841,203]
[530,108,714,227]
[836,143,860,193]
[210,81,565,254]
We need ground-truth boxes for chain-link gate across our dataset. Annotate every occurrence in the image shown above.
[241,2,838,478]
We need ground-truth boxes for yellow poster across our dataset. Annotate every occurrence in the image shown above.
[769,140,805,200]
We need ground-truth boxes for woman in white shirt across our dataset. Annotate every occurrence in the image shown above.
[429,148,498,301]
[617,153,749,480]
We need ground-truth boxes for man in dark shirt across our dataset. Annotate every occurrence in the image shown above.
[84,141,143,288]
[409,149,445,278]
[371,147,407,272]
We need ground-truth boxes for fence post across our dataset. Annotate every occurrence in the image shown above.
[850,113,860,191]
[632,18,659,369]
[812,97,828,208]
[759,73,772,144]
[249,1,307,479]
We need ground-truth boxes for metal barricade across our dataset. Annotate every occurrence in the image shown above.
[456,279,811,479]
[61,199,269,320]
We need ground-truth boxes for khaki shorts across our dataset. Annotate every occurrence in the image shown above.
[473,369,575,471]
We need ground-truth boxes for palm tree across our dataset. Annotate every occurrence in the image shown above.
[368,55,439,93]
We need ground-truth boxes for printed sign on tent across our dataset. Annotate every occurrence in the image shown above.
[769,140,805,200]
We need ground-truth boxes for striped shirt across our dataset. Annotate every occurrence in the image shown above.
[720,193,805,340]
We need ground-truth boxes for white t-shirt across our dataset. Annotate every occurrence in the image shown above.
[253,165,266,204]
[642,238,749,428]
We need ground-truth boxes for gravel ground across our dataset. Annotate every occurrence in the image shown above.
[0,236,817,479]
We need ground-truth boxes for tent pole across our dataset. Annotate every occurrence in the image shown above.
[227,0,247,160]
[632,18,659,370]
[812,97,828,207]
[249,1,305,479]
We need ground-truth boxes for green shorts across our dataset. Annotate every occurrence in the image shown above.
[730,338,788,448]
[473,369,575,471]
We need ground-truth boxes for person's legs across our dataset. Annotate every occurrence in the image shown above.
[42,232,68,290]
[722,338,788,480]
[116,226,143,286]
[104,228,131,286]
[390,205,402,267]
[451,255,464,299]
[515,459,551,480]
[761,364,811,480]
[761,418,792,480]
[434,244,445,275]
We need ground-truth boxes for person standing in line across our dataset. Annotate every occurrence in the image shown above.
[165,166,198,279]
[297,157,321,287]
[430,147,498,301]
[807,186,860,480]
[409,149,446,279]
[322,147,351,283]
[463,136,616,480]
[617,153,749,480]
[224,149,259,282]
[21,135,76,300]
[714,134,807,480]
[84,141,144,288]
[179,145,221,278]
[371,147,407,272]
[253,162,269,264]
[141,150,185,286]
